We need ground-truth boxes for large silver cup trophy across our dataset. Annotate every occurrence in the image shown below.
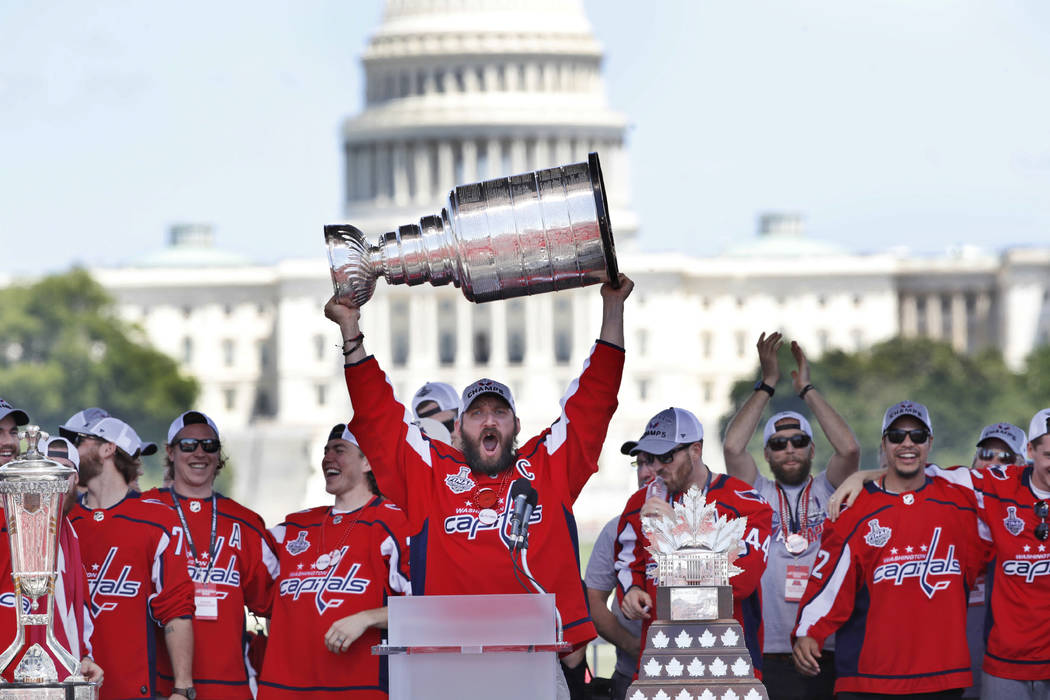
[0,428,97,700]
[326,152,619,305]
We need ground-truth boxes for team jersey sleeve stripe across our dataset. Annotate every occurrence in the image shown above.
[379,533,410,594]
[615,521,638,594]
[796,541,853,638]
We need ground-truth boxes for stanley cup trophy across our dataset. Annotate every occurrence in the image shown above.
[0,428,97,700]
[626,486,768,700]
[325,152,619,306]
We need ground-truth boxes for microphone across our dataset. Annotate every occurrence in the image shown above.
[508,478,531,546]
[516,487,539,551]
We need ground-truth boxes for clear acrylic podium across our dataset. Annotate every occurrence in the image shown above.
[374,594,569,700]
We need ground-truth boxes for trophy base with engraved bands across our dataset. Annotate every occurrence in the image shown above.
[625,488,768,700]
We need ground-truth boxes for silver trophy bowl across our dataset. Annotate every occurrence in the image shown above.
[0,428,97,699]
[326,152,619,306]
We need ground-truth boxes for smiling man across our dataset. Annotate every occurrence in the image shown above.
[141,411,279,700]
[0,398,28,465]
[324,274,633,695]
[722,332,859,700]
[793,401,987,698]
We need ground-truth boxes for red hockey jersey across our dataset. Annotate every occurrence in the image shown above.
[930,464,1050,681]
[69,492,195,700]
[0,517,92,678]
[342,341,624,650]
[614,475,773,674]
[141,488,279,700]
[793,475,986,695]
[258,498,410,700]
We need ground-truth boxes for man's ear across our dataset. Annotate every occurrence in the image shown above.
[514,417,521,437]
[98,441,116,460]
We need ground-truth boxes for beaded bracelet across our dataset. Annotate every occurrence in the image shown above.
[340,333,365,356]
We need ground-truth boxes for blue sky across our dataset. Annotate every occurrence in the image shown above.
[2,0,1048,275]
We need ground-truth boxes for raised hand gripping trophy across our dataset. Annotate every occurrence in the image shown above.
[626,486,768,700]
[0,428,97,700]
[326,152,618,305]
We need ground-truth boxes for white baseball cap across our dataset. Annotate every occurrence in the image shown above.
[461,378,516,414]
[167,411,219,445]
[83,417,148,459]
[977,423,1027,456]
[40,436,80,470]
[0,399,29,426]
[1028,409,1050,444]
[327,423,360,448]
[59,407,110,441]
[763,411,814,443]
[621,407,704,456]
[411,382,461,419]
[882,400,933,434]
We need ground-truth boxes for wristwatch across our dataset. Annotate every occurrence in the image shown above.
[753,380,775,397]
[173,688,197,700]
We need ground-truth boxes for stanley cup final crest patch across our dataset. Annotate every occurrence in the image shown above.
[445,466,476,494]
[1003,506,1025,536]
[285,531,310,556]
[864,519,892,547]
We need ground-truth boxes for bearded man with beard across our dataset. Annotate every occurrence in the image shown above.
[722,332,860,700]
[325,274,633,698]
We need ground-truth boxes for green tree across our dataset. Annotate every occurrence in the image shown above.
[722,337,1042,473]
[0,269,198,483]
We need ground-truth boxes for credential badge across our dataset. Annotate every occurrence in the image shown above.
[864,519,892,548]
[285,530,310,556]
[445,466,476,495]
[1003,506,1024,536]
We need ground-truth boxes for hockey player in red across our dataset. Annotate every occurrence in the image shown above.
[68,416,195,700]
[141,411,279,700]
[793,401,987,697]
[615,407,773,678]
[0,411,101,684]
[259,425,410,700]
[324,274,633,690]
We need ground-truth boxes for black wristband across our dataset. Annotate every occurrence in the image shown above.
[799,384,816,399]
[753,380,775,397]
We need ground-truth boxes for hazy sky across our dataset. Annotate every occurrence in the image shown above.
[2,0,1048,276]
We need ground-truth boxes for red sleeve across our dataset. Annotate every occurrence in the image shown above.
[344,356,436,528]
[148,512,196,625]
[537,341,625,502]
[240,513,280,616]
[614,486,656,601]
[374,502,411,596]
[792,509,862,648]
[722,488,772,602]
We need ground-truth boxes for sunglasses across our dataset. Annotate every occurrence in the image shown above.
[175,438,221,453]
[1035,501,1049,542]
[767,434,812,451]
[884,428,930,445]
[976,448,1017,464]
[73,434,105,446]
[632,443,689,468]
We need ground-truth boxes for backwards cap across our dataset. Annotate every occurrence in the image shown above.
[83,417,148,459]
[762,411,814,443]
[0,399,29,427]
[412,382,461,419]
[40,436,80,470]
[59,407,110,441]
[327,424,360,448]
[1028,408,1050,444]
[881,400,933,434]
[461,378,516,414]
[977,422,1027,456]
[167,410,219,445]
[620,407,704,456]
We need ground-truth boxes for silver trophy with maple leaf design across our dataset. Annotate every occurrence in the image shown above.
[626,486,768,700]
[0,427,98,699]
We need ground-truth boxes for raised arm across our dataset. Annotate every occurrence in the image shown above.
[723,332,781,485]
[598,274,634,347]
[789,341,860,487]
[324,295,367,363]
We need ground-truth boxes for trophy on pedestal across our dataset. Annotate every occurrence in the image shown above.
[325,152,619,306]
[0,428,98,700]
[625,486,768,700]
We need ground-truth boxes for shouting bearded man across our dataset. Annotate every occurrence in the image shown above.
[324,274,633,696]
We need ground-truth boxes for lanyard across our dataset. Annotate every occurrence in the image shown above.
[172,492,218,579]
[775,477,812,535]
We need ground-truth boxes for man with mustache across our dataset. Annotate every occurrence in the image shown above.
[722,332,859,700]
[324,274,633,695]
